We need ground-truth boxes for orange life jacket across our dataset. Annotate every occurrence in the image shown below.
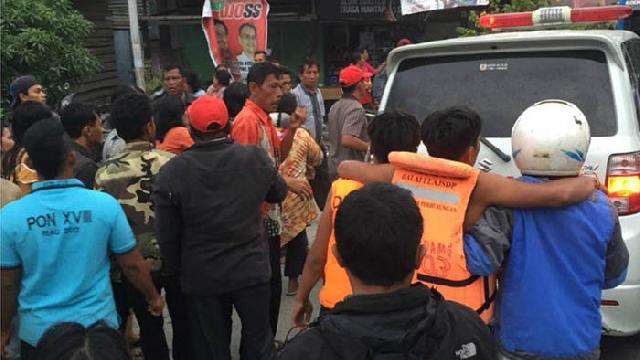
[318,179,363,309]
[389,151,496,323]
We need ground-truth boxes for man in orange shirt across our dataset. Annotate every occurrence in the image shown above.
[231,62,311,337]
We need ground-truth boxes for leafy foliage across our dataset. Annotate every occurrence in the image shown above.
[457,0,615,37]
[1,0,101,108]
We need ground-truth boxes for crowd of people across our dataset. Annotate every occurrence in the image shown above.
[0,49,630,360]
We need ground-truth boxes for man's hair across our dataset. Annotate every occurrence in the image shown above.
[153,95,185,142]
[341,83,357,95]
[2,101,53,178]
[110,83,144,105]
[254,50,267,58]
[350,50,362,65]
[23,118,72,180]
[183,69,202,91]
[214,19,227,33]
[214,69,232,87]
[11,101,53,146]
[298,58,319,75]
[277,94,297,115]
[421,106,482,160]
[238,22,256,35]
[111,93,152,142]
[59,102,98,139]
[190,122,231,141]
[335,183,423,287]
[247,62,280,87]
[368,112,420,163]
[162,64,183,76]
[223,82,249,118]
[278,66,292,78]
[34,321,131,360]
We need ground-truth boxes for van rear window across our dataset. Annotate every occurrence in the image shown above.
[385,50,617,137]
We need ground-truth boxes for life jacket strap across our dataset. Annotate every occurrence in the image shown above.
[476,276,497,315]
[416,273,479,287]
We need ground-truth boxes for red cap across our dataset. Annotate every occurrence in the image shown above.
[339,65,372,87]
[395,38,412,47]
[187,96,229,133]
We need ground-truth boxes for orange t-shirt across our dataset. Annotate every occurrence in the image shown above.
[155,127,194,155]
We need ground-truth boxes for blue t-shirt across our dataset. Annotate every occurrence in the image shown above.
[1,179,136,346]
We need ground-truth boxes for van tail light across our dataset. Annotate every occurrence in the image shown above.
[479,5,632,30]
[606,151,640,216]
[601,299,619,306]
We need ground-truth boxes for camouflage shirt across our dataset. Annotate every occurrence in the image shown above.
[95,141,174,280]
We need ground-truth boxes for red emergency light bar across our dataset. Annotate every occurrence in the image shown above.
[479,5,633,29]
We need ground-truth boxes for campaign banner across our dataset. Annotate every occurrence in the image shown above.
[202,0,270,81]
[401,0,489,14]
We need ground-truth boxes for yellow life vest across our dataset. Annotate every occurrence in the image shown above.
[318,179,363,309]
[389,151,496,323]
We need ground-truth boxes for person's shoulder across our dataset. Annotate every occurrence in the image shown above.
[291,85,304,96]
[77,188,121,210]
[147,148,175,166]
[1,192,29,220]
[96,152,133,181]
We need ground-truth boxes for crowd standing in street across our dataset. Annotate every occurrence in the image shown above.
[0,48,630,360]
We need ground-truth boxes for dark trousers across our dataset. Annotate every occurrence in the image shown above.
[20,341,35,360]
[284,230,309,278]
[310,147,331,210]
[268,235,282,336]
[186,283,275,360]
[113,275,188,360]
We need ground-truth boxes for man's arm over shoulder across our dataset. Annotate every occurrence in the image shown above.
[467,173,596,226]
[337,161,394,183]
[603,203,629,289]
[464,206,512,276]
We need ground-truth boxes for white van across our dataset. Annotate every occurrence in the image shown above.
[381,29,640,336]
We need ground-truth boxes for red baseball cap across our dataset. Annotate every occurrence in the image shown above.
[187,96,229,133]
[339,65,372,87]
[396,38,412,47]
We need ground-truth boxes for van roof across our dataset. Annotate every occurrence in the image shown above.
[388,30,639,69]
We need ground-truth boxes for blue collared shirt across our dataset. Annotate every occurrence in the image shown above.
[1,179,136,346]
[292,84,325,140]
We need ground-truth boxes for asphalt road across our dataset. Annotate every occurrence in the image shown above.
[600,334,640,360]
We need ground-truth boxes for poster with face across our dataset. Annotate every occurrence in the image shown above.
[202,0,270,82]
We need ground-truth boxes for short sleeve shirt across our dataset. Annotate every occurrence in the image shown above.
[0,179,136,346]
[327,96,369,175]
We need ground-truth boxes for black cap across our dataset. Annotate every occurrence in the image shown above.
[9,75,38,108]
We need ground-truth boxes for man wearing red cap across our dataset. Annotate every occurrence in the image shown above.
[153,95,288,359]
[327,65,372,180]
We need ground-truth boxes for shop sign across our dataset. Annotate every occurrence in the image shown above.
[401,0,489,14]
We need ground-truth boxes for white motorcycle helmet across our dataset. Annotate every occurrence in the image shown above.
[511,99,591,176]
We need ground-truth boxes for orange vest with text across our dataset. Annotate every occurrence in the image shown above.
[318,179,363,309]
[389,151,496,323]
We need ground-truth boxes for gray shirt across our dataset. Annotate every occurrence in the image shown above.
[327,95,369,176]
[292,84,325,141]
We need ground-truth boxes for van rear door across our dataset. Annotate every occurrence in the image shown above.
[383,48,619,177]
